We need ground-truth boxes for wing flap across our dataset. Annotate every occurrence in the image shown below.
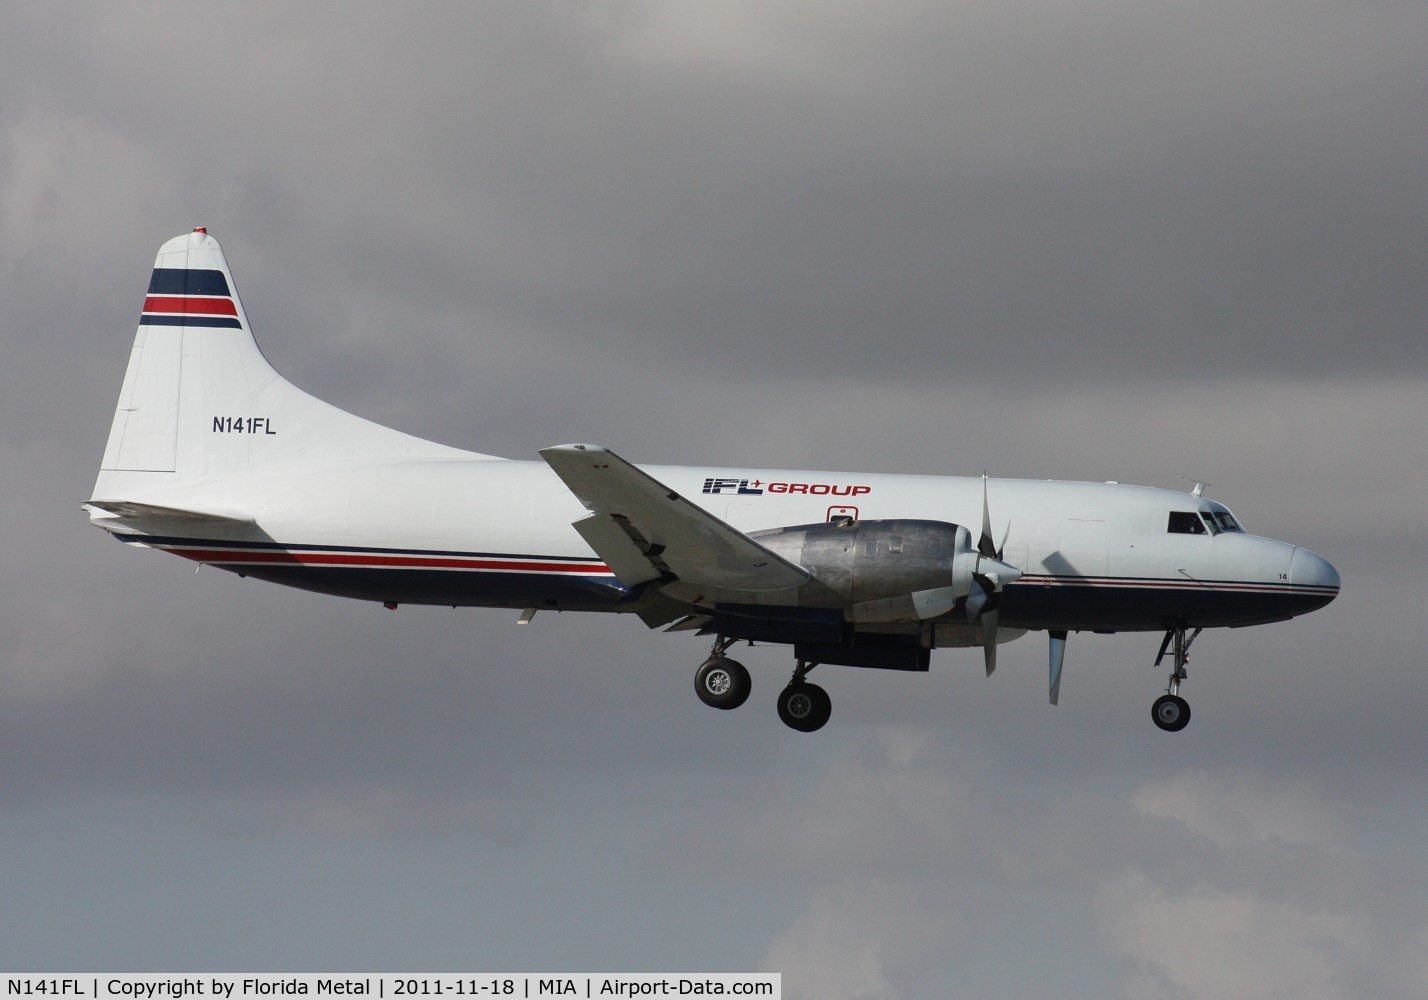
[571,512,664,587]
[540,444,809,593]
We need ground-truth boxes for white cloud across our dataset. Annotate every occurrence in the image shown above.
[1131,770,1353,852]
[1096,870,1368,1000]
[719,726,974,877]
[759,878,957,1000]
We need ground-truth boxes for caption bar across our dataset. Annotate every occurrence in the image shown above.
[6,979,778,1000]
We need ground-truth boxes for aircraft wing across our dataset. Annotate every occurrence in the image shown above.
[539,444,810,593]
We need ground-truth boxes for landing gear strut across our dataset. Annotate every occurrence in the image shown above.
[1152,625,1201,732]
[777,660,832,733]
[693,636,751,710]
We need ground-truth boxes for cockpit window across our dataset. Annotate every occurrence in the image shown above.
[1169,508,1244,536]
[1167,511,1207,535]
[1212,511,1242,533]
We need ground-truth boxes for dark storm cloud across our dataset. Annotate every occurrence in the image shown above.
[7,2,1425,397]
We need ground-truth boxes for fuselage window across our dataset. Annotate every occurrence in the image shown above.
[1168,511,1207,535]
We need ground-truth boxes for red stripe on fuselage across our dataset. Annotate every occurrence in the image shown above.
[165,546,611,575]
[1015,574,1334,595]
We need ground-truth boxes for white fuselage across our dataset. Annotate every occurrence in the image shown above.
[102,452,1339,636]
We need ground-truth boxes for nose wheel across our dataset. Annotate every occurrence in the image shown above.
[1152,693,1191,732]
[1152,626,1200,732]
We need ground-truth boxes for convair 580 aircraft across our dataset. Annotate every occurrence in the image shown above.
[86,230,1340,732]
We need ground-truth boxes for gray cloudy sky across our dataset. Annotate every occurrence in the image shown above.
[3,2,1426,996]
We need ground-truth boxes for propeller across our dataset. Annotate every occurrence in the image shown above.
[964,476,1021,676]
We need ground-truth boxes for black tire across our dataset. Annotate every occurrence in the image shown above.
[777,681,832,732]
[1152,694,1191,732]
[694,657,751,710]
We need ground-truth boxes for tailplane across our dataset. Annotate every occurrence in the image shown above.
[93,229,489,501]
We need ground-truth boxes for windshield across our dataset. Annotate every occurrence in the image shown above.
[1211,511,1242,533]
[1167,508,1245,536]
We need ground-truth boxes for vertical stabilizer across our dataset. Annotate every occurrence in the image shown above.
[95,229,488,500]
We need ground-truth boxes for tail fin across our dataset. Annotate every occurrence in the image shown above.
[94,229,488,500]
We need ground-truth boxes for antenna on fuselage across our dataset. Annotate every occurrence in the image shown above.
[1179,476,1211,498]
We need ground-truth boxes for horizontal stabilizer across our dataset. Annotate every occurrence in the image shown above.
[84,499,254,534]
[540,444,810,593]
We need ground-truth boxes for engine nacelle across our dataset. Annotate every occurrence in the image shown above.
[748,519,973,609]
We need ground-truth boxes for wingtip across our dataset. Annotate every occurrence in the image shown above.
[541,443,609,456]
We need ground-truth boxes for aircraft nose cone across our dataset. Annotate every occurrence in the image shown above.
[1290,547,1340,599]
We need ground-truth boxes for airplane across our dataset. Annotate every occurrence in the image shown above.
[85,229,1341,733]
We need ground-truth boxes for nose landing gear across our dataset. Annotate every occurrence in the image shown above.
[1152,625,1201,732]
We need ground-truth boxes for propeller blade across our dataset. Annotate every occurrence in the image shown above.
[1048,630,1067,705]
[981,607,999,676]
[965,576,991,622]
[960,479,1019,679]
[978,475,997,559]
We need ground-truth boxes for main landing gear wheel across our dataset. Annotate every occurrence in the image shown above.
[777,681,832,733]
[1152,694,1191,732]
[694,656,751,710]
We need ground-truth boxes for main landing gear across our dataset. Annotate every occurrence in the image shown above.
[693,638,832,732]
[694,643,751,711]
[1152,625,1201,733]
[776,661,832,733]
